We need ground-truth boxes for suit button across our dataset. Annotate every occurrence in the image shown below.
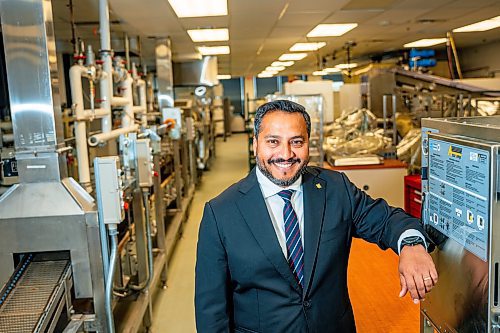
[303,300,311,308]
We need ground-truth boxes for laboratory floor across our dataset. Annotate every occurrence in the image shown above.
[151,133,419,333]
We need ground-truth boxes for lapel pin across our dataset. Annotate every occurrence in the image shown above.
[316,183,322,189]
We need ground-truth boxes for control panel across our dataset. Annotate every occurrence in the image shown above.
[136,139,154,188]
[94,156,125,224]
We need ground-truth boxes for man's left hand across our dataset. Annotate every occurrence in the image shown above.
[398,245,438,304]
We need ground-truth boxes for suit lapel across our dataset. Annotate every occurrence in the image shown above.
[302,168,326,298]
[236,170,302,293]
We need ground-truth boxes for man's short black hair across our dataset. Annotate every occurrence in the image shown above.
[254,100,311,138]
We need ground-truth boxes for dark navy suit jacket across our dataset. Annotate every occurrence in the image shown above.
[195,166,424,333]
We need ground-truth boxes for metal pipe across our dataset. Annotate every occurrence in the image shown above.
[99,0,113,133]
[105,227,118,333]
[129,191,154,291]
[88,124,139,147]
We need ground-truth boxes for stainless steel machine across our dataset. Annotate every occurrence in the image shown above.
[421,116,500,333]
[0,0,108,330]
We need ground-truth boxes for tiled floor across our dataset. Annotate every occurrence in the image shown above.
[151,133,420,333]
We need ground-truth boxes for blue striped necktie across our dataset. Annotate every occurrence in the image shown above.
[278,189,304,288]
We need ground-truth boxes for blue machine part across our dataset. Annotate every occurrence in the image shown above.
[409,58,437,68]
[427,137,490,261]
[409,48,436,58]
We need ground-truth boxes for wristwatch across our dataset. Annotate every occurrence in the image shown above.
[401,236,426,249]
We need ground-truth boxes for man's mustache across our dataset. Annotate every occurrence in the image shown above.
[267,158,301,164]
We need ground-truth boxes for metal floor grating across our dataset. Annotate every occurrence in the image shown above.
[0,260,69,333]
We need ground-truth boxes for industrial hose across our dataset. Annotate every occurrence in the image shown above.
[106,227,119,333]
[129,191,154,291]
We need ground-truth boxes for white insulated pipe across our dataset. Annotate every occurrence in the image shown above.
[99,0,113,134]
[69,64,93,189]
[111,96,129,106]
[120,75,134,128]
[88,124,139,147]
[80,108,109,120]
[136,79,147,127]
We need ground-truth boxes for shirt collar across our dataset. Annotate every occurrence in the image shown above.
[256,166,303,199]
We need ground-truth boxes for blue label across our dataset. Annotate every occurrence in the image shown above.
[427,138,490,261]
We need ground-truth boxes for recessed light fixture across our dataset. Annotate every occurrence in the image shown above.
[289,42,326,52]
[197,46,230,55]
[266,66,285,71]
[453,16,500,32]
[217,74,231,80]
[187,28,229,42]
[271,61,294,67]
[312,70,328,76]
[307,23,358,37]
[403,38,447,48]
[279,53,307,61]
[258,73,274,78]
[335,63,358,69]
[324,67,341,73]
[168,0,227,18]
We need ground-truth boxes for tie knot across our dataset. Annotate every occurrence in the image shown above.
[278,189,294,201]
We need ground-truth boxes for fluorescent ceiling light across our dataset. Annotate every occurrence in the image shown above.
[272,61,294,67]
[279,53,307,61]
[266,66,285,71]
[453,16,500,32]
[335,63,358,69]
[217,75,231,80]
[324,67,341,73]
[312,70,328,76]
[197,46,230,55]
[290,42,326,52]
[168,0,227,18]
[258,73,274,78]
[261,70,278,75]
[187,28,229,42]
[403,38,447,48]
[307,23,358,37]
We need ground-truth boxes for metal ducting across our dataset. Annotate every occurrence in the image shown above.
[173,56,219,87]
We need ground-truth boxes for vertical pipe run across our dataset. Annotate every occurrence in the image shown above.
[69,64,92,190]
[99,0,113,134]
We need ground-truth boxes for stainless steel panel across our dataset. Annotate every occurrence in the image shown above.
[420,119,500,333]
[173,56,219,87]
[156,38,174,109]
[0,0,64,152]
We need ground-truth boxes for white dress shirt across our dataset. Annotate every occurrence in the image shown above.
[256,167,304,257]
[256,167,426,256]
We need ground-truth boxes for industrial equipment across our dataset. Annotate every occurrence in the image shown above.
[421,116,500,333]
[0,0,199,331]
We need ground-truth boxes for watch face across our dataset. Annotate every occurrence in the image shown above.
[402,236,425,246]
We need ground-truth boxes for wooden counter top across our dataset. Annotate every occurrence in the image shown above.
[323,159,407,171]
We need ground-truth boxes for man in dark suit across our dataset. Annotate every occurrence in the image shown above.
[195,100,437,333]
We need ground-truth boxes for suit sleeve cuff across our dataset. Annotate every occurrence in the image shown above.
[397,229,427,255]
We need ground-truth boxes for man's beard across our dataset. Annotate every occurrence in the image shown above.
[256,156,309,187]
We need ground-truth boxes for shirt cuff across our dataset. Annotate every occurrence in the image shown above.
[397,229,427,255]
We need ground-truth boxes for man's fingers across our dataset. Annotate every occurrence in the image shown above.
[399,274,408,297]
[404,274,420,302]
